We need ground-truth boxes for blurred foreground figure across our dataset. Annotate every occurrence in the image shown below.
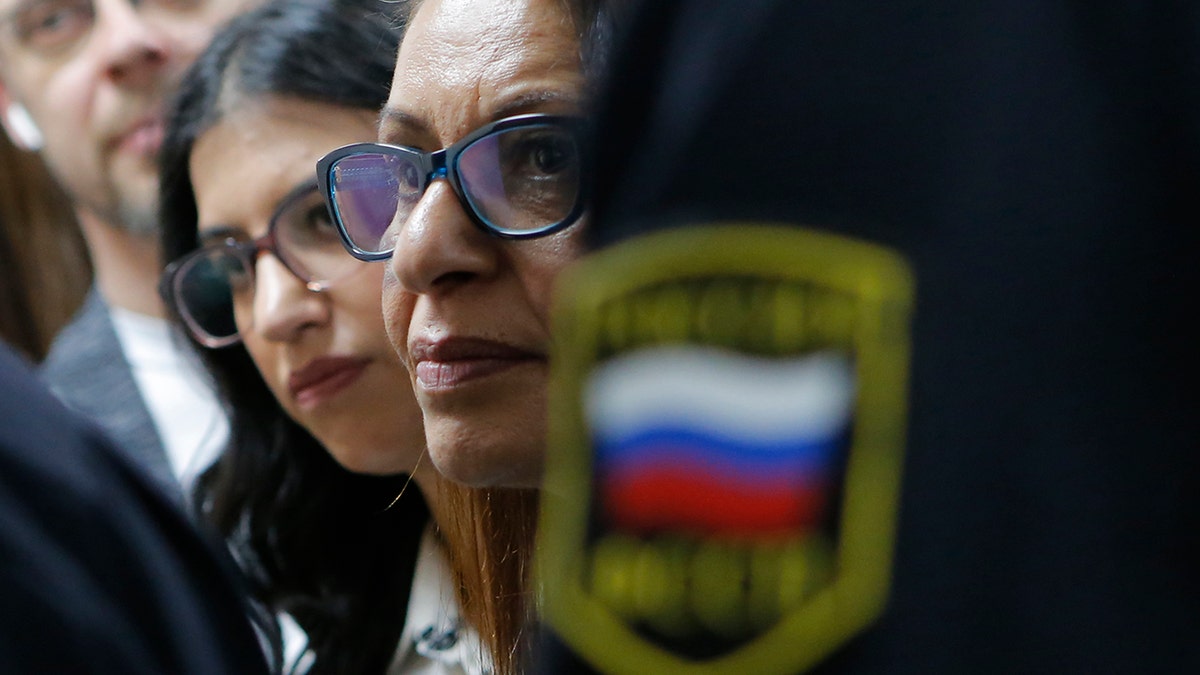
[539,0,1199,672]
[0,343,269,674]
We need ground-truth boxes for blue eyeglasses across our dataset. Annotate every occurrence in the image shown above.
[316,113,586,261]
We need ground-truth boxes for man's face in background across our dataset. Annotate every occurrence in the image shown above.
[0,0,249,234]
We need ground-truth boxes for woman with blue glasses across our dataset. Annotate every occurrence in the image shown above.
[318,0,611,672]
[318,0,602,490]
[158,0,485,673]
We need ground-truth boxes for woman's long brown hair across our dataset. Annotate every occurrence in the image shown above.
[390,1,613,672]
[0,135,90,361]
[437,483,541,675]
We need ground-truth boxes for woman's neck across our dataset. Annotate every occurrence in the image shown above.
[411,451,454,533]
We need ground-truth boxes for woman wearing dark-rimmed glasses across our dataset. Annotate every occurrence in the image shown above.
[318,0,605,490]
[318,0,612,672]
[158,0,483,673]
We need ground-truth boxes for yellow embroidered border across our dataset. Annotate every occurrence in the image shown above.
[539,224,915,674]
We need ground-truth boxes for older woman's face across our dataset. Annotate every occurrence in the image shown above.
[381,0,587,488]
[190,97,426,475]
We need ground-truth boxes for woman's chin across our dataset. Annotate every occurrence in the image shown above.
[428,433,545,489]
[325,442,418,476]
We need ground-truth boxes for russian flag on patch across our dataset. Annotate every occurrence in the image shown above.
[586,347,855,538]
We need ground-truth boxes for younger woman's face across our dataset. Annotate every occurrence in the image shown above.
[189,96,426,475]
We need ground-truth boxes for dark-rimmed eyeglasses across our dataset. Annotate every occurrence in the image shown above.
[317,113,586,262]
[160,183,360,348]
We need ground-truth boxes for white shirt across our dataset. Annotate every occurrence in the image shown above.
[389,526,491,675]
[109,307,227,492]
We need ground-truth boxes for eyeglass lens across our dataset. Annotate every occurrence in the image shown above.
[328,122,580,254]
[273,190,363,283]
[172,189,357,345]
[173,249,245,345]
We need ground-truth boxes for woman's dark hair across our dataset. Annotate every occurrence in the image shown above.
[157,1,423,674]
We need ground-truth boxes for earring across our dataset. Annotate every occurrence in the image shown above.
[4,103,44,151]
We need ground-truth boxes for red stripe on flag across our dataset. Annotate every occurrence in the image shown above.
[600,467,831,536]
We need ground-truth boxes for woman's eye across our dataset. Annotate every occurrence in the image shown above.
[303,204,335,232]
[396,160,423,198]
[226,265,253,292]
[279,200,342,251]
[506,132,577,179]
[531,138,572,174]
[207,247,252,293]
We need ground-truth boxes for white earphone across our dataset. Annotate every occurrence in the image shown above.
[4,102,44,151]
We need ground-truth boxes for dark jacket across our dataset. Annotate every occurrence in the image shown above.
[0,341,269,674]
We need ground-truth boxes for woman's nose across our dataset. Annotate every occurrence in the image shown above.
[251,255,328,342]
[387,180,496,297]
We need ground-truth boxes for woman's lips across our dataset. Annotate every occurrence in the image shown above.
[410,337,543,390]
[288,356,370,408]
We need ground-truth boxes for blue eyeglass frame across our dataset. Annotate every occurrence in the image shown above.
[316,113,588,263]
[159,182,326,348]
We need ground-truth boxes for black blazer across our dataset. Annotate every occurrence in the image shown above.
[0,342,269,674]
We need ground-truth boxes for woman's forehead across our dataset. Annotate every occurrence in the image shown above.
[384,0,582,143]
[191,100,374,232]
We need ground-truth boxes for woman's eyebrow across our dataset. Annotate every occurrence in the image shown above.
[197,226,243,246]
[377,107,432,143]
[491,90,582,120]
[377,91,582,143]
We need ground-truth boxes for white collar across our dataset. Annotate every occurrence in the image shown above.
[389,526,491,675]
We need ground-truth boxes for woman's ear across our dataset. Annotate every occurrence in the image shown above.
[0,92,45,151]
